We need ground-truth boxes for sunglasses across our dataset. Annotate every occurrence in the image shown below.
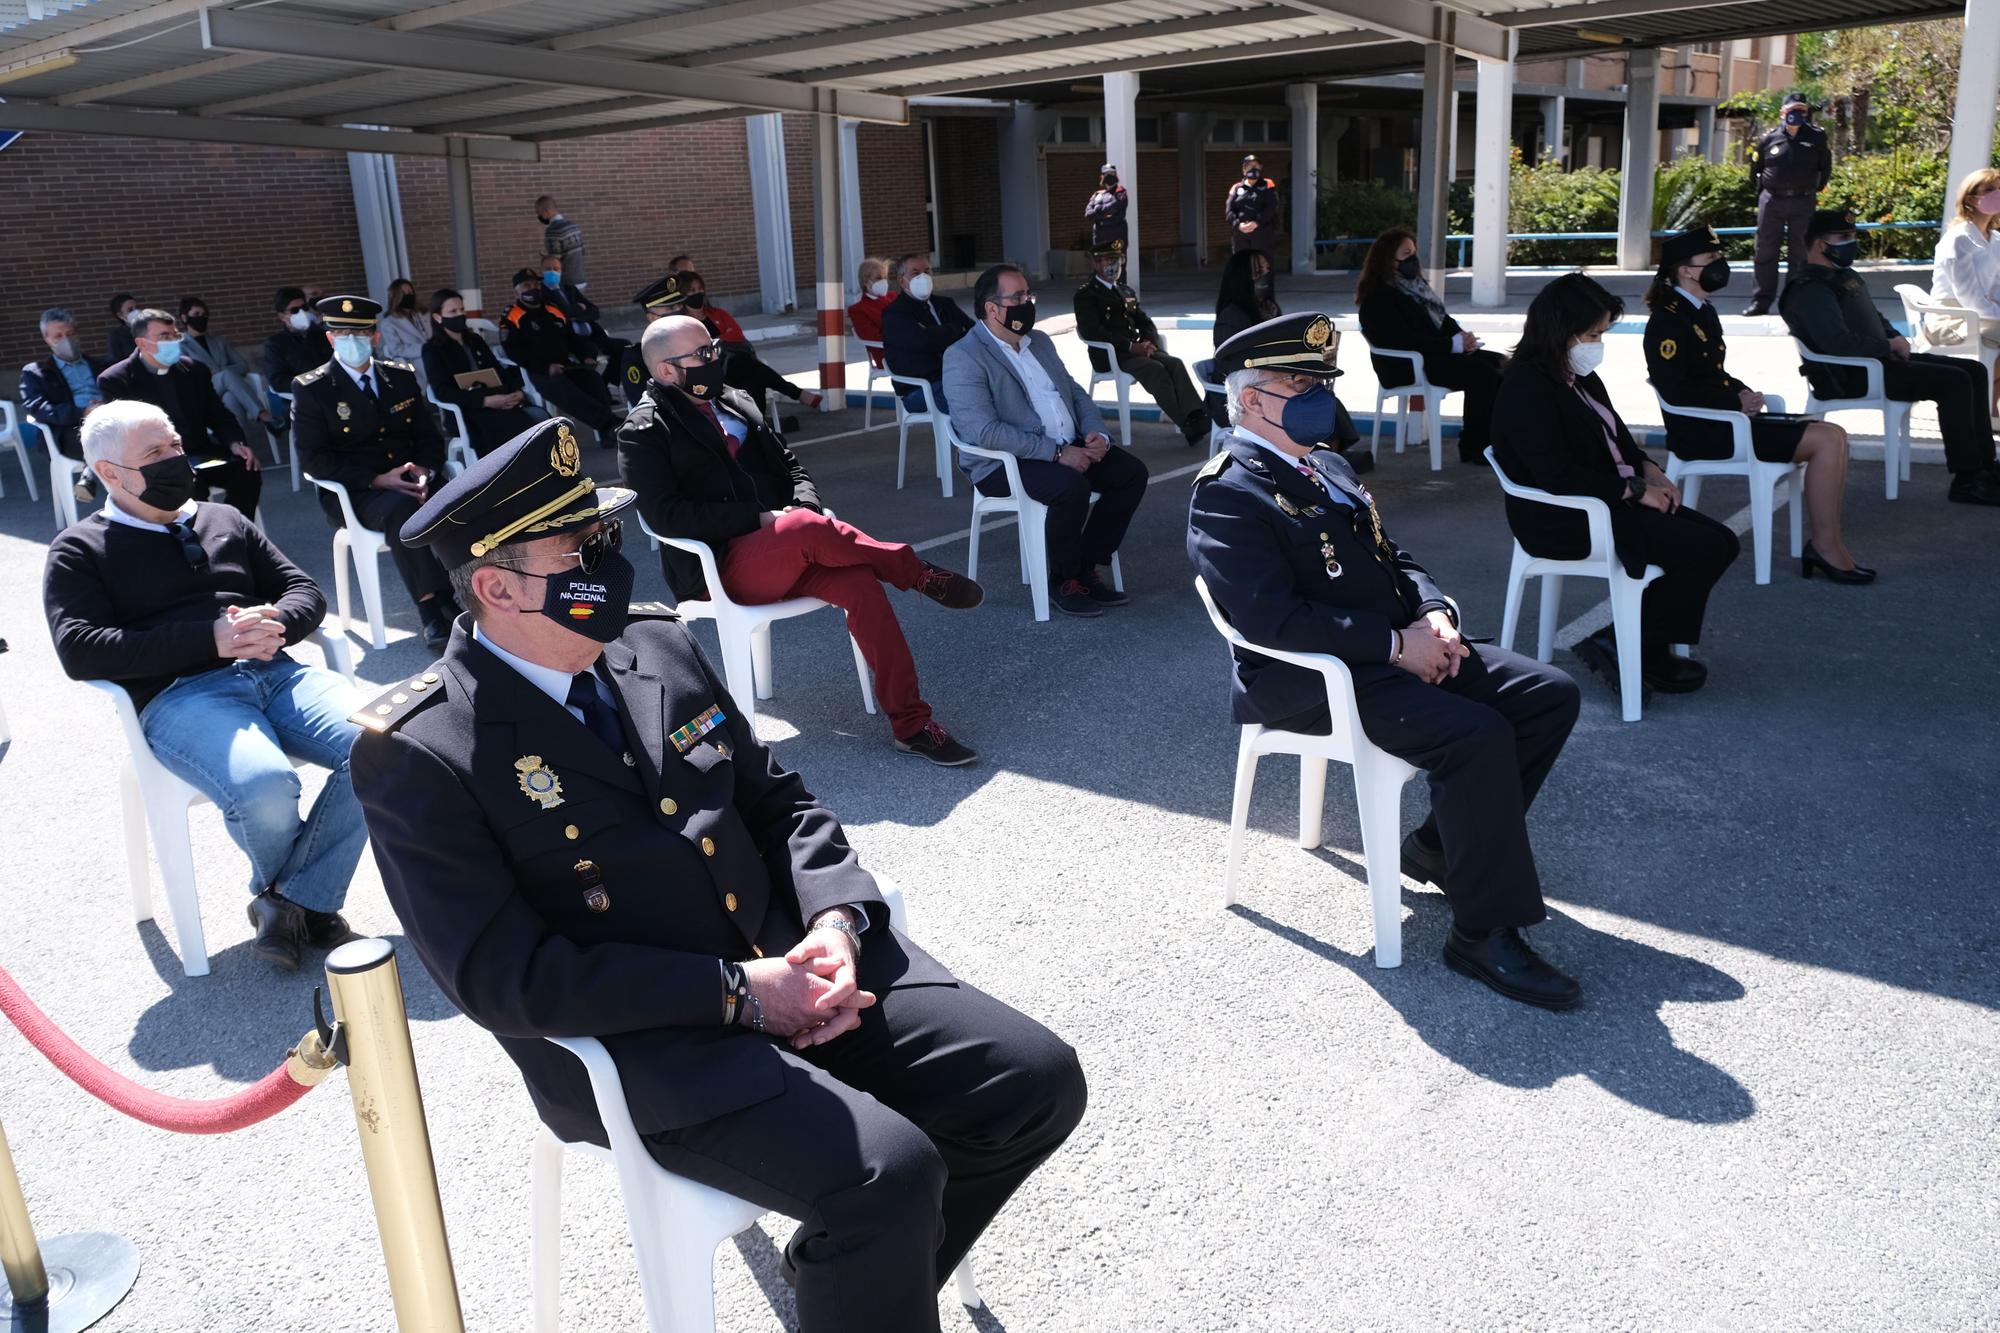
[665,340,723,367]
[492,520,623,576]
[167,519,209,570]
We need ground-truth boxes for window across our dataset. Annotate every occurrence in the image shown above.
[1266,119,1288,143]
[1136,115,1160,144]
[1057,115,1096,144]
[1243,120,1265,144]
[1210,117,1289,146]
[1212,117,1237,143]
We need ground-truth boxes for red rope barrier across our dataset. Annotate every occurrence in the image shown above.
[0,965,319,1134]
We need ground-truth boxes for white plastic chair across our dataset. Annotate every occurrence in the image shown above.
[0,401,43,503]
[948,416,1123,623]
[856,336,892,430]
[1486,448,1663,723]
[1192,359,1230,458]
[20,414,84,529]
[633,512,875,729]
[1791,339,1913,500]
[88,628,356,978]
[269,388,303,492]
[1896,281,2000,386]
[427,389,476,477]
[1365,345,1449,471]
[885,374,952,497]
[1082,339,1134,448]
[529,880,980,1332]
[1193,576,1417,967]
[1654,391,1805,585]
[304,473,392,650]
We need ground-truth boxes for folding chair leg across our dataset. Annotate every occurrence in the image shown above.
[966,510,984,583]
[1499,547,1530,653]
[352,546,390,651]
[1678,473,1703,511]
[144,791,210,977]
[529,1131,564,1333]
[332,532,355,647]
[119,764,152,922]
[716,623,760,725]
[1608,579,1649,723]
[896,418,909,490]
[11,436,37,503]
[642,1211,724,1333]
[750,624,775,701]
[1020,506,1051,621]
[1296,755,1328,849]
[1788,467,1806,557]
[1351,755,1407,969]
[1535,575,1564,663]
[1368,394,1385,456]
[1109,552,1123,593]
[1117,383,1132,449]
[933,424,953,500]
[1221,728,1261,908]
[1749,473,1776,585]
[1426,402,1443,472]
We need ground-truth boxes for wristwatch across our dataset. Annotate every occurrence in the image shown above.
[1624,474,1648,501]
[811,910,864,955]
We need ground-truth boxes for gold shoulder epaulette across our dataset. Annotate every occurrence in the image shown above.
[379,358,417,373]
[629,600,682,621]
[349,667,448,734]
[293,365,329,386]
[1193,450,1232,484]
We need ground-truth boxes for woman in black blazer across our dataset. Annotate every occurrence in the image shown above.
[421,288,540,457]
[1490,274,1740,696]
[1357,227,1507,464]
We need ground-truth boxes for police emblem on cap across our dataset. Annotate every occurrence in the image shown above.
[1304,315,1332,351]
[552,423,580,477]
[341,299,354,313]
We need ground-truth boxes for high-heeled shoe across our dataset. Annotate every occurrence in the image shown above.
[1801,544,1876,584]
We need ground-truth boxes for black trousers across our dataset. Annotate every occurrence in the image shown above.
[1620,505,1741,649]
[1278,644,1580,931]
[529,367,617,434]
[344,487,454,605]
[1752,191,1814,301]
[1883,352,1998,476]
[973,445,1150,583]
[644,959,1086,1333]
[1426,349,1506,460]
[195,452,262,521]
[1118,352,1205,432]
[724,341,805,403]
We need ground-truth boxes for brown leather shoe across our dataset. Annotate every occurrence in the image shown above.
[913,561,983,610]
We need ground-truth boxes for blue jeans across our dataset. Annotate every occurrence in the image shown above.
[900,380,948,416]
[140,655,366,913]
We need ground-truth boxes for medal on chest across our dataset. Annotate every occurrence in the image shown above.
[1318,531,1342,579]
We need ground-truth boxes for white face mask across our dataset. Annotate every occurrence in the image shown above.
[334,334,373,368]
[1567,340,1606,378]
[288,310,313,331]
[867,279,889,299]
[907,273,934,301]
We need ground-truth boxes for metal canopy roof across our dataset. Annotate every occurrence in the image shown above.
[0,0,1968,160]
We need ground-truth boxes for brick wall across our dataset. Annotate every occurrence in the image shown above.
[932,117,1005,267]
[1045,148,1185,256]
[857,122,932,273]
[0,132,368,373]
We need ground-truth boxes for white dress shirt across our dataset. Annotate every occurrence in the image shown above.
[979,322,1076,445]
[473,624,602,727]
[103,497,199,532]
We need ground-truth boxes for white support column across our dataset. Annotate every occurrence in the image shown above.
[1446,88,1461,183]
[1539,95,1565,166]
[445,140,481,313]
[1617,47,1661,272]
[1415,41,1455,282]
[1103,70,1140,295]
[1947,0,2000,227]
[1287,82,1318,277]
[1472,37,1517,308]
[999,100,1046,279]
[837,116,865,303]
[1177,110,1211,266]
[348,148,410,307]
[811,114,846,410]
[746,113,797,315]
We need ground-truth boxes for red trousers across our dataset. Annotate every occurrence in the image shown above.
[720,509,931,738]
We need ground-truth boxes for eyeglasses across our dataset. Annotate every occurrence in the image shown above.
[998,291,1035,306]
[491,520,623,576]
[664,340,723,367]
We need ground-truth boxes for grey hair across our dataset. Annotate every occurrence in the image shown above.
[446,541,530,624]
[1223,367,1271,426]
[891,253,925,284]
[40,307,75,334]
[127,306,176,336]
[80,399,174,468]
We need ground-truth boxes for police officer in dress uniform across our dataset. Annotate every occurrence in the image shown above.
[1072,240,1210,446]
[346,417,1086,1333]
[1744,95,1832,316]
[1186,313,1584,1009]
[618,274,688,412]
[290,294,459,648]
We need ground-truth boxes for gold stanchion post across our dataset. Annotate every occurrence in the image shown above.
[324,938,465,1333]
[0,1119,49,1307]
[0,1117,140,1332]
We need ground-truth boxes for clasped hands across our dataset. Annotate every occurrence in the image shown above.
[213,603,286,662]
[741,910,875,1051]
[1057,432,1111,472]
[1396,609,1471,686]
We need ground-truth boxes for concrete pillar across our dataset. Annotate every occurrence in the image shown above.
[1103,70,1140,294]
[1947,0,2000,227]
[1415,41,1455,282]
[1698,105,1719,164]
[1617,47,1661,272]
[837,117,865,303]
[445,141,481,313]
[999,100,1047,280]
[1539,95,1565,166]
[1176,110,1211,266]
[1446,89,1461,183]
[811,114,846,410]
[1286,83,1318,277]
[1472,45,1516,307]
[745,113,797,315]
[348,150,409,306]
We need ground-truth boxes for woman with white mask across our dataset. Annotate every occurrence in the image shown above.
[846,256,894,370]
[1490,273,1740,699]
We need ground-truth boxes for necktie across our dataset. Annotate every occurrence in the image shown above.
[358,371,375,401]
[566,672,624,753]
[698,400,740,457]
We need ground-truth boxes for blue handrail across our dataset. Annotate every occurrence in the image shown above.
[1315,220,1939,267]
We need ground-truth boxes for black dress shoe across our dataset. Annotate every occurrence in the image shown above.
[1400,829,1446,888]
[301,908,359,951]
[1050,579,1103,617]
[1443,926,1581,1010]
[1742,298,1773,317]
[1079,566,1129,607]
[1569,630,1646,704]
[246,889,305,971]
[1948,467,2000,506]
[1800,544,1876,584]
[1641,650,1707,693]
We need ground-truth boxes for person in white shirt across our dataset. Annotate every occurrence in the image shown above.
[1931,167,2000,413]
[377,277,433,387]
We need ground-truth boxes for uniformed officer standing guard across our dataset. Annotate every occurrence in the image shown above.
[347,418,1086,1333]
[1187,313,1584,1009]
[1744,95,1832,316]
[1072,240,1211,446]
[290,294,459,648]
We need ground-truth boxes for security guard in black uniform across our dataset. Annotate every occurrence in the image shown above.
[1644,225,1869,580]
[1745,95,1832,315]
[1072,240,1210,446]
[290,294,458,648]
[1186,313,1583,1009]
[347,417,1085,1333]
[618,274,687,412]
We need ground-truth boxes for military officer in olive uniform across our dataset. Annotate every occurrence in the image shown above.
[1186,313,1583,1010]
[618,274,688,414]
[290,294,458,647]
[1073,240,1210,447]
[347,418,1085,1333]
[1744,95,1832,315]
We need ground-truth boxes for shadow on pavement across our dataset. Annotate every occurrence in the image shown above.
[1232,896,1755,1125]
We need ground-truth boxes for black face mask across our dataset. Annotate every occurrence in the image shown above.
[994,299,1036,335]
[1395,256,1422,281]
[1102,175,1117,189]
[1695,258,1731,292]
[519,547,636,645]
[1243,168,1260,181]
[115,452,198,511]
[398,293,416,312]
[1253,276,1275,298]
[683,292,708,310]
[184,313,209,333]
[440,314,469,334]
[1825,239,1860,268]
[679,356,727,401]
[518,290,541,307]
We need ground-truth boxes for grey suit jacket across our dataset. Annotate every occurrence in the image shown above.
[942,325,1107,485]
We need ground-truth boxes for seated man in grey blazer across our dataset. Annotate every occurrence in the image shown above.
[943,263,1150,617]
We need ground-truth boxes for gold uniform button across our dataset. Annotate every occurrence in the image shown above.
[725,893,739,911]
[659,797,677,815]
[422,672,440,684]
[564,824,580,841]
[700,836,716,857]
